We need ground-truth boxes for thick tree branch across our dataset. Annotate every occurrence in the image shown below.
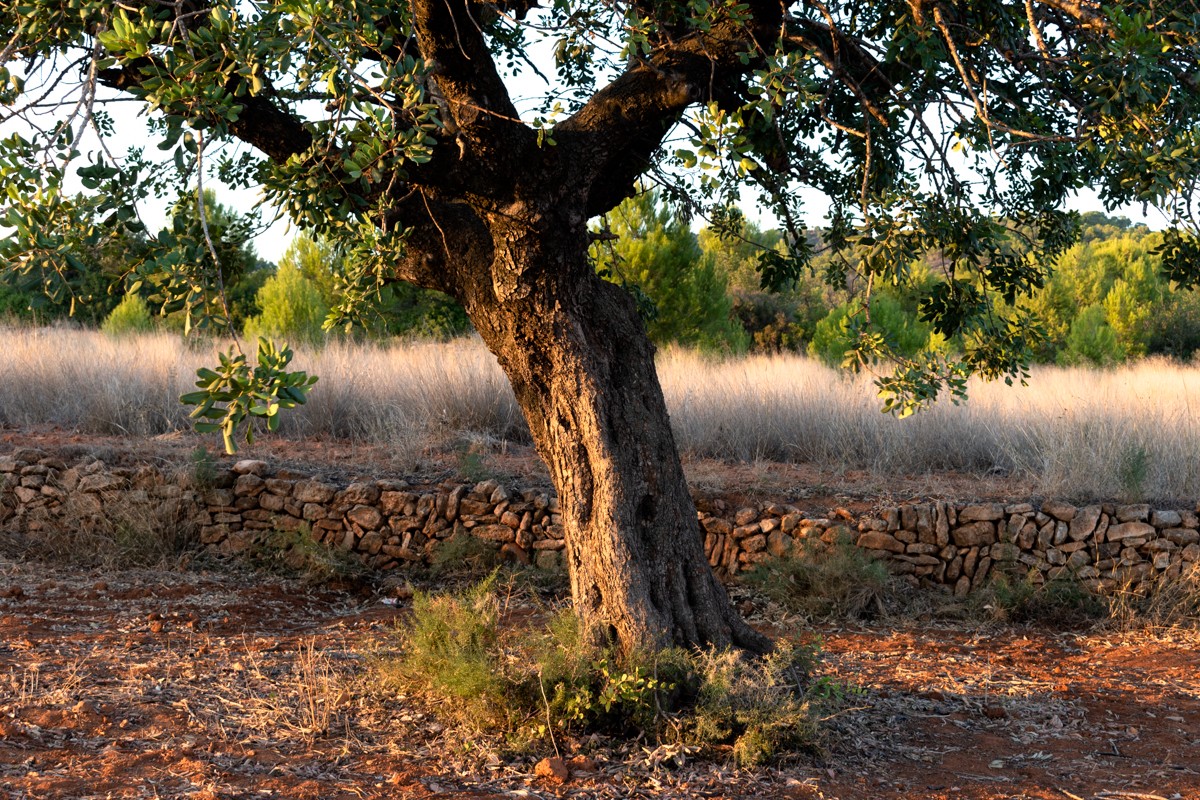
[408,0,520,139]
[785,15,895,125]
[555,58,697,218]
[383,190,492,299]
[556,2,784,218]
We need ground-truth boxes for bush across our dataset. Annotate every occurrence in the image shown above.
[1109,562,1200,630]
[391,572,512,728]
[688,646,820,767]
[430,532,500,577]
[243,261,329,346]
[742,533,895,621]
[974,571,1105,626]
[729,290,830,353]
[378,575,822,762]
[808,293,937,367]
[101,291,155,336]
[1057,304,1126,366]
[244,526,370,585]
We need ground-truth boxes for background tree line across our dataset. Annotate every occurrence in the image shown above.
[2,191,1191,369]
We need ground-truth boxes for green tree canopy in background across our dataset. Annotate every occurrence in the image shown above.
[593,189,746,352]
[261,230,469,339]
[2,0,1199,655]
[244,249,330,346]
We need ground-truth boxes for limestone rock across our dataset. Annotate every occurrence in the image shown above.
[232,459,269,476]
[472,524,517,543]
[78,473,123,493]
[743,534,767,553]
[958,504,1005,522]
[857,531,905,554]
[703,517,733,536]
[234,473,266,497]
[264,478,294,496]
[1041,499,1076,522]
[1115,504,1150,523]
[1068,505,1102,541]
[293,480,337,505]
[359,531,383,555]
[734,506,759,526]
[345,505,382,530]
[952,521,996,548]
[1107,522,1155,542]
[1165,528,1200,546]
[1150,509,1183,528]
[338,482,381,507]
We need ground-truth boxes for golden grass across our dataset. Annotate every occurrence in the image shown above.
[657,347,1200,501]
[2,325,1199,501]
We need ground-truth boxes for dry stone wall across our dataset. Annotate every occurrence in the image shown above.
[2,449,1198,594]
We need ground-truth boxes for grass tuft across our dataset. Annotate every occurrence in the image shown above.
[973,571,1107,627]
[245,526,371,586]
[741,534,895,621]
[4,485,199,569]
[687,645,821,767]
[1107,561,1200,631]
[430,532,500,577]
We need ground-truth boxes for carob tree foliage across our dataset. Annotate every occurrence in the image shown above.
[2,0,1199,653]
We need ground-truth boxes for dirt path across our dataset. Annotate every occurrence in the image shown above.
[1,558,1197,800]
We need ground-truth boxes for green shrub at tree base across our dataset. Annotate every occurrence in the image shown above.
[377,574,823,763]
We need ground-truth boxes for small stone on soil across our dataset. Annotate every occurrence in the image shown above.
[535,756,570,783]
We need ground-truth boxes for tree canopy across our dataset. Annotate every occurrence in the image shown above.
[3,0,1200,653]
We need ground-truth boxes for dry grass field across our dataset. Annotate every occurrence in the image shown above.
[3,325,1199,501]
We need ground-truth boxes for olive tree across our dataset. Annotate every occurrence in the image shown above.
[2,0,1198,654]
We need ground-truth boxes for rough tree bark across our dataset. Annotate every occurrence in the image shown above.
[466,200,772,654]
[387,171,772,654]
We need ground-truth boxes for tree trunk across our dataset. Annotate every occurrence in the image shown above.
[462,204,771,656]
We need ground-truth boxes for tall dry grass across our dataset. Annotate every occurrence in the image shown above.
[657,348,1200,502]
[3,325,1199,501]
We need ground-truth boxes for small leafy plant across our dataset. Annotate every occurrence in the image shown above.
[181,337,318,453]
